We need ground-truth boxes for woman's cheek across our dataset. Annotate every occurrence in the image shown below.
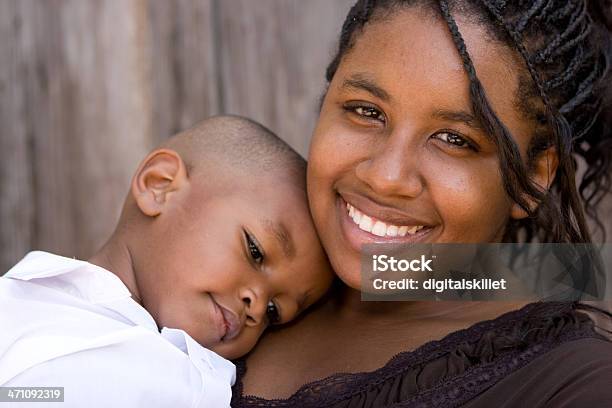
[430,162,511,242]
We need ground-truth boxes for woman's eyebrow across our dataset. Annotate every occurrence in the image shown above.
[432,109,484,131]
[341,74,390,102]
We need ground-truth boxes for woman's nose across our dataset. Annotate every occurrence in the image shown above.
[355,136,425,198]
[240,287,267,327]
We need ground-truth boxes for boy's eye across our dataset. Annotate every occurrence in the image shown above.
[266,300,281,325]
[245,231,264,264]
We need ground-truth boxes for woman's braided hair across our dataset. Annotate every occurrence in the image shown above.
[325,0,612,244]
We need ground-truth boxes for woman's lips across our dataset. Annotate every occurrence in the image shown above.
[210,296,241,342]
[346,201,427,237]
[337,194,435,252]
[341,191,435,227]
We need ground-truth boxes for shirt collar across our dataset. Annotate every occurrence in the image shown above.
[5,251,158,330]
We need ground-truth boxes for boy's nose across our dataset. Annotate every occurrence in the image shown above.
[240,287,267,327]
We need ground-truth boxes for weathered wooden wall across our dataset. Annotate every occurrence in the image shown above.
[1,0,611,275]
[0,0,354,272]
[0,0,154,272]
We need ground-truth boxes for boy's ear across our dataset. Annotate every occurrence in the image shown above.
[510,146,559,220]
[131,149,189,217]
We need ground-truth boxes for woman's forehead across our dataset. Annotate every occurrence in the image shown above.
[343,8,515,92]
[332,6,533,145]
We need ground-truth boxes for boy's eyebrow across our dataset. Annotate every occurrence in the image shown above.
[341,73,391,102]
[263,220,295,259]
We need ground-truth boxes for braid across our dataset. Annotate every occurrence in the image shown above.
[541,2,588,59]
[479,1,552,107]
[560,60,601,115]
[533,0,555,22]
[546,0,579,23]
[550,22,592,60]
[439,0,544,220]
[515,0,546,32]
[325,0,377,83]
[543,46,586,91]
[438,1,476,79]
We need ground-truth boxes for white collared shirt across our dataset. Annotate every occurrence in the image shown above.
[0,251,235,407]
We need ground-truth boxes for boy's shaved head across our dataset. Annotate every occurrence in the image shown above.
[95,114,333,360]
[162,115,306,184]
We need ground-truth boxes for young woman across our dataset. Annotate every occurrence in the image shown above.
[232,0,612,406]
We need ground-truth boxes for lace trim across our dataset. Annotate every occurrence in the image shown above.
[391,325,596,407]
[233,302,605,407]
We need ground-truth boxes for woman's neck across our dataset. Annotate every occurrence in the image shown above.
[329,281,529,325]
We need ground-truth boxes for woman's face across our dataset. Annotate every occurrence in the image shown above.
[307,6,539,289]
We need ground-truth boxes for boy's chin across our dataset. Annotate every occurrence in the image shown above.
[209,341,250,360]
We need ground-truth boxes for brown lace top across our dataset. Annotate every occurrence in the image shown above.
[232,302,612,408]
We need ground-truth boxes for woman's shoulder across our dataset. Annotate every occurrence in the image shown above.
[464,336,612,408]
[232,301,612,408]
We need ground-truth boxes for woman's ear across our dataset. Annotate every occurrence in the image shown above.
[510,146,559,220]
[131,149,189,217]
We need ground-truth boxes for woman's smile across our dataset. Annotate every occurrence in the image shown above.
[336,193,438,253]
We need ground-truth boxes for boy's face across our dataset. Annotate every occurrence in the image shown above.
[134,174,332,359]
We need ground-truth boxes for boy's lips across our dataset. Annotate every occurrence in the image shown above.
[210,296,241,341]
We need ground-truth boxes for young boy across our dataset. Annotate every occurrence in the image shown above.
[0,116,333,407]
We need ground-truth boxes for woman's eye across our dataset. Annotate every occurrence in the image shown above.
[434,132,476,150]
[266,300,281,324]
[355,106,383,119]
[245,233,264,264]
[344,103,386,123]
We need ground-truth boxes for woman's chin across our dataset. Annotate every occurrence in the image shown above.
[329,255,363,290]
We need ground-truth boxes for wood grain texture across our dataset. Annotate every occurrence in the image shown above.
[0,0,35,272]
[0,0,154,272]
[148,0,219,144]
[58,0,153,257]
[217,0,354,157]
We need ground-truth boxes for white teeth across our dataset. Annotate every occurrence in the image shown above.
[371,221,387,237]
[359,215,373,232]
[345,202,427,238]
[386,225,399,237]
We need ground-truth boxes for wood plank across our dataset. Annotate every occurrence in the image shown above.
[49,0,154,259]
[0,0,154,270]
[217,0,354,157]
[0,0,35,273]
[148,0,219,144]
